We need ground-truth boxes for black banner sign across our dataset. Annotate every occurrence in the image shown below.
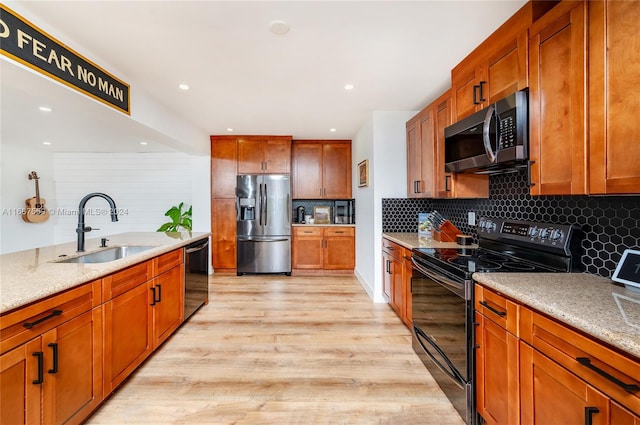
[0,4,130,114]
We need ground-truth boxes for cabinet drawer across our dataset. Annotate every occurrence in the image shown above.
[0,280,101,355]
[382,238,403,258]
[102,260,153,301]
[155,248,183,275]
[520,307,640,415]
[324,227,354,237]
[475,285,519,335]
[294,227,323,237]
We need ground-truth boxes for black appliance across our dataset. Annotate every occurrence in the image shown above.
[445,89,528,174]
[334,200,354,224]
[184,238,209,321]
[411,217,581,424]
[296,206,306,223]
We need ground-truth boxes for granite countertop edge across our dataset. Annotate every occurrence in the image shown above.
[473,272,640,360]
[0,231,211,314]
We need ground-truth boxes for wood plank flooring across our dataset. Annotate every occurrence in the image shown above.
[87,274,463,424]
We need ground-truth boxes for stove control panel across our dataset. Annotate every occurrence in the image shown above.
[478,217,579,256]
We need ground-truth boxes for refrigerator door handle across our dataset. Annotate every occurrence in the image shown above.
[264,183,268,226]
[258,183,263,226]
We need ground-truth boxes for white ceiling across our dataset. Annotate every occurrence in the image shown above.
[1,1,527,153]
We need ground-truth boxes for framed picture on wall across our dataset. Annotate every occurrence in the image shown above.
[358,159,369,188]
[314,206,330,224]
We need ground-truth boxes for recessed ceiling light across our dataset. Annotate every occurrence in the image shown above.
[227,128,233,132]
[178,83,190,90]
[344,84,354,91]
[140,141,148,146]
[42,141,52,145]
[269,20,289,35]
[329,128,337,132]
[38,106,52,112]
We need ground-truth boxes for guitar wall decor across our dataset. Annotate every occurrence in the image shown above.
[22,171,50,223]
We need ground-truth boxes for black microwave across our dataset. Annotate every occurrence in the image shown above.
[444,89,528,174]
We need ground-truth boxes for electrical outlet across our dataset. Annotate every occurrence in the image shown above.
[468,211,476,226]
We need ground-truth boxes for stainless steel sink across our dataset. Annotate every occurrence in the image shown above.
[55,246,155,263]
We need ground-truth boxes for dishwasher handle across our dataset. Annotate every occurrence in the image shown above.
[186,240,209,254]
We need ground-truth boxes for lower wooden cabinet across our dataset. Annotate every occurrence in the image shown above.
[0,306,103,425]
[381,237,412,328]
[475,284,640,424]
[152,263,184,348]
[292,226,355,271]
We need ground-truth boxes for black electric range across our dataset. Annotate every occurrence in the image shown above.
[412,217,583,281]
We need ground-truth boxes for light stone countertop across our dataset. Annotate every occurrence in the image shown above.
[474,273,640,360]
[382,232,478,250]
[292,223,356,227]
[0,231,210,314]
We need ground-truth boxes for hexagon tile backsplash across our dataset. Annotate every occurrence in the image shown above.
[382,169,640,278]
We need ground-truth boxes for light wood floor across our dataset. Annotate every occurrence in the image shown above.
[87,274,463,424]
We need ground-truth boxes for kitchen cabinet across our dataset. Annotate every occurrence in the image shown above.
[450,2,540,122]
[211,198,236,271]
[210,136,237,198]
[474,285,520,425]
[0,280,102,425]
[381,237,412,328]
[474,283,640,424]
[589,0,640,194]
[292,140,352,199]
[292,226,355,271]
[529,1,588,195]
[237,136,291,174]
[103,250,184,395]
[406,90,488,199]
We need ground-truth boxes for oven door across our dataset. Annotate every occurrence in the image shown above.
[411,256,473,424]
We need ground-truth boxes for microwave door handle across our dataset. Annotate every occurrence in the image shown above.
[482,104,497,163]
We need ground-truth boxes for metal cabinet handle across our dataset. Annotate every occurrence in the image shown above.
[576,357,640,392]
[445,175,451,192]
[479,300,506,317]
[23,310,63,329]
[150,287,157,306]
[478,81,486,102]
[156,284,162,303]
[584,407,599,425]
[473,85,480,105]
[48,343,58,374]
[527,160,536,187]
[32,352,44,384]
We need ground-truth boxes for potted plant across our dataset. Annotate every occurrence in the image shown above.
[157,202,192,232]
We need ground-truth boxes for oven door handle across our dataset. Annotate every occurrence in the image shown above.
[414,326,465,389]
[411,257,465,298]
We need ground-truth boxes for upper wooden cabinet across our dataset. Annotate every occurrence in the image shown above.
[406,90,488,199]
[529,1,588,196]
[292,140,352,199]
[237,136,292,175]
[589,0,640,194]
[451,2,539,122]
[210,136,237,198]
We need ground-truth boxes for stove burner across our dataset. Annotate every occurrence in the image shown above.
[477,253,509,262]
[501,262,537,271]
[448,257,502,271]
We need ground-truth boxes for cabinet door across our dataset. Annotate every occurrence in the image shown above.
[484,31,528,104]
[406,117,422,198]
[389,256,403,316]
[292,143,323,199]
[416,108,436,198]
[589,0,640,194]
[42,308,103,425]
[210,137,238,198]
[264,138,291,174]
[211,198,236,270]
[152,264,184,349]
[402,255,413,327]
[322,143,352,199]
[520,342,609,425]
[476,313,520,425]
[611,401,640,425]
[237,138,265,174]
[0,338,41,425]
[324,229,355,270]
[292,228,323,269]
[103,281,153,395]
[529,2,587,195]
[382,252,392,300]
[452,62,483,121]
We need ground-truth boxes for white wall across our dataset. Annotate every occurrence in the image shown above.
[353,111,416,302]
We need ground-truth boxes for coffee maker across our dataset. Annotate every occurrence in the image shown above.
[296,206,306,223]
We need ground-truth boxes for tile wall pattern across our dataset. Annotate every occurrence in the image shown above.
[382,170,640,278]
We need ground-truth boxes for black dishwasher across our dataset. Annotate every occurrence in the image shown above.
[184,238,209,321]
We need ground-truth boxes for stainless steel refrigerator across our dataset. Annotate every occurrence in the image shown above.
[236,174,291,275]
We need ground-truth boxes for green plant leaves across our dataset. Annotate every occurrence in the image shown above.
[157,202,192,232]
